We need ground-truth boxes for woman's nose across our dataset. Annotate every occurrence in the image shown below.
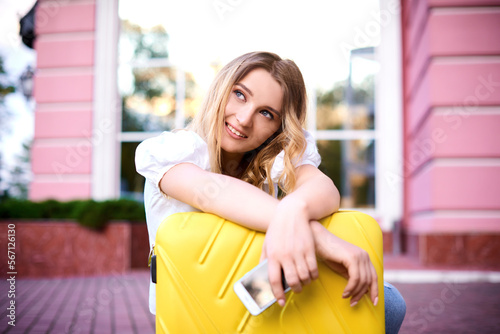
[236,107,253,127]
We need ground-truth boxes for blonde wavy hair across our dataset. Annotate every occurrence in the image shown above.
[188,51,308,197]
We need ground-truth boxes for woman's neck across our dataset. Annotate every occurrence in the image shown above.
[221,150,244,178]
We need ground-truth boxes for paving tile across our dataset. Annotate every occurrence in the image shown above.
[12,280,62,333]
[0,279,48,332]
[46,277,86,333]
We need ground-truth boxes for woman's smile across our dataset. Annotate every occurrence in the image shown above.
[225,122,248,138]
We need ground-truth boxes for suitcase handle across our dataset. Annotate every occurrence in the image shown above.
[151,254,157,284]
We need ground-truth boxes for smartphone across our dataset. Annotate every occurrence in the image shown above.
[233,259,291,316]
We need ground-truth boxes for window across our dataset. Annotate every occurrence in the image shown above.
[313,48,378,209]
[117,2,204,200]
[106,0,402,230]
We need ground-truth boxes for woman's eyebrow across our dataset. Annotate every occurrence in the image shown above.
[236,83,282,118]
[237,83,253,97]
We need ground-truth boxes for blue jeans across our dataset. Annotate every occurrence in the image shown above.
[385,282,406,334]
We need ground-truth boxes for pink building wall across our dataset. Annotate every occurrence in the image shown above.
[30,0,96,200]
[27,0,500,267]
[402,0,500,266]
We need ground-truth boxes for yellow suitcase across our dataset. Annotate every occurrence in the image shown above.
[154,211,385,333]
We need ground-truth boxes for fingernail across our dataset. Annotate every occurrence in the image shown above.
[342,291,349,298]
[278,299,285,307]
[374,297,378,306]
[350,300,358,307]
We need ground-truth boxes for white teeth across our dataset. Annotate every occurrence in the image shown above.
[227,123,247,138]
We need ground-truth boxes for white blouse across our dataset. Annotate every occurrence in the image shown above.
[135,129,321,314]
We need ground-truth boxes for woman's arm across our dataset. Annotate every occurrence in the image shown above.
[286,164,340,220]
[159,162,279,231]
[159,162,339,231]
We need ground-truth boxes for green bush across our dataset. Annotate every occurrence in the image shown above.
[0,198,146,230]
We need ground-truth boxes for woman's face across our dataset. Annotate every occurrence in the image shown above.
[221,68,283,158]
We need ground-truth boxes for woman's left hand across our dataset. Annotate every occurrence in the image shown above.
[310,220,379,307]
[260,197,318,307]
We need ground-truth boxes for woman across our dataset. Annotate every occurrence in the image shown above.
[136,51,405,333]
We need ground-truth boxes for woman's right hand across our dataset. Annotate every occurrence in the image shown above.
[310,220,379,307]
[260,197,318,307]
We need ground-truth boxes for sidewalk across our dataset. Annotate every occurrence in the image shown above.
[392,281,500,334]
[0,271,155,334]
[384,255,500,333]
[1,262,499,333]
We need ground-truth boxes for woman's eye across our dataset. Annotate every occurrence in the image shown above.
[234,90,245,100]
[261,110,274,120]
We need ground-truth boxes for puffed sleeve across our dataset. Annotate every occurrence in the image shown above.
[270,130,321,183]
[135,130,210,189]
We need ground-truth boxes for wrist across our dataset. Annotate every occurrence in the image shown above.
[310,220,331,258]
[279,195,309,220]
[310,220,325,242]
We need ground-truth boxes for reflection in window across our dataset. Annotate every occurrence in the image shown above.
[120,20,169,61]
[318,140,375,208]
[122,66,177,132]
[316,63,376,130]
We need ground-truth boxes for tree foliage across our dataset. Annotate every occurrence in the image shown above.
[0,54,32,200]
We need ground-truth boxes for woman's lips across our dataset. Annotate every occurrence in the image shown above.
[226,122,248,138]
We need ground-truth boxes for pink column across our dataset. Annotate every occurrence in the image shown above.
[402,0,500,266]
[30,0,96,200]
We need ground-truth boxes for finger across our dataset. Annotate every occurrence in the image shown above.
[295,258,311,286]
[349,270,368,306]
[342,263,359,299]
[358,258,375,300]
[350,287,368,307]
[294,243,314,286]
[349,263,367,304]
[282,260,302,294]
[305,254,319,281]
[268,259,286,306]
[351,259,367,296]
[350,264,371,306]
[351,260,376,307]
[292,227,315,286]
[304,230,318,281]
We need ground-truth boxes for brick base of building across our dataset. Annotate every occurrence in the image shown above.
[402,232,500,269]
[0,220,150,278]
